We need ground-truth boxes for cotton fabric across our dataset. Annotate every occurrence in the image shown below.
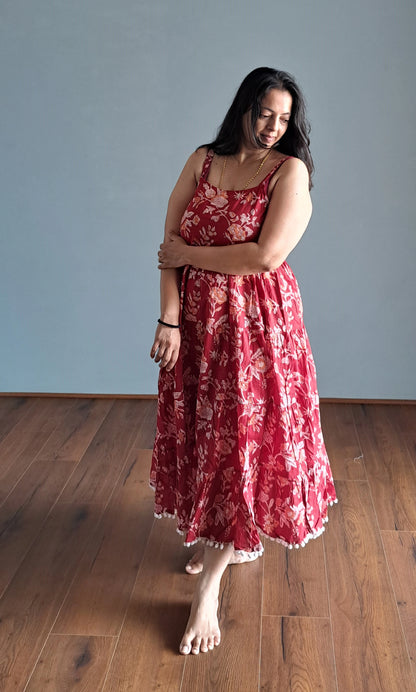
[151,150,337,554]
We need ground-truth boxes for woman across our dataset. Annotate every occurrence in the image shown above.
[150,67,337,656]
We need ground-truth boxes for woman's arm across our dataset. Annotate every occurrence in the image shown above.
[159,149,205,319]
[158,158,312,275]
[150,149,205,370]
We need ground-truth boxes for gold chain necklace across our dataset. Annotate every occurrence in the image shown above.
[218,148,273,190]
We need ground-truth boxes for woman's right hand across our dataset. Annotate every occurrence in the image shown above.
[150,323,181,371]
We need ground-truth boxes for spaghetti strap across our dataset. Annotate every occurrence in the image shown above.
[264,155,292,180]
[199,149,215,182]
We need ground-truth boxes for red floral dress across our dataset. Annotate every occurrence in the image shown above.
[150,150,337,554]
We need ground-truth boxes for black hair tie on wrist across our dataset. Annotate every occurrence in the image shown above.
[158,318,180,329]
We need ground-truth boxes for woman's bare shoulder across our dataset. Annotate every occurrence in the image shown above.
[193,145,210,159]
[277,155,307,174]
[188,146,209,182]
[170,147,209,201]
[177,147,209,186]
[269,155,309,193]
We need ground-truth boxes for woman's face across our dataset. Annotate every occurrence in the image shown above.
[245,88,293,149]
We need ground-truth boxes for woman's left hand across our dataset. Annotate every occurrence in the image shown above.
[158,232,188,269]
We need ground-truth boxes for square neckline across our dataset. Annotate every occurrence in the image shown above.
[201,150,292,193]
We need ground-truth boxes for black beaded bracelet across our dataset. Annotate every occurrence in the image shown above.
[157,318,180,329]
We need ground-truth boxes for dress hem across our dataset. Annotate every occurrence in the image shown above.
[150,480,338,553]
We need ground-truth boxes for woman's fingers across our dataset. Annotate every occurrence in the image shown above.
[158,248,167,269]
[150,328,180,370]
[164,348,180,371]
[150,337,165,360]
[157,344,179,370]
[157,235,186,269]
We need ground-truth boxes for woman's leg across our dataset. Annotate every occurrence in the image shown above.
[180,543,234,655]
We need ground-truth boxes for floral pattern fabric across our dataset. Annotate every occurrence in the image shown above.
[150,150,337,554]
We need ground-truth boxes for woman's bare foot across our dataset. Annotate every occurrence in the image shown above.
[180,543,233,655]
[179,584,221,655]
[185,547,258,575]
[185,548,204,574]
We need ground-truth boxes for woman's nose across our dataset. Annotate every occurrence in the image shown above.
[267,117,279,132]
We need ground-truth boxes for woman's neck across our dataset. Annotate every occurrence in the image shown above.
[232,144,271,166]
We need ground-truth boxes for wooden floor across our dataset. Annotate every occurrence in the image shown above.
[0,398,415,691]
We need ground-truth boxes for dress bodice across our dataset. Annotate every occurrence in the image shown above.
[180,150,291,247]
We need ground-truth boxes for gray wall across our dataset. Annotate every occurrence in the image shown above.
[1,0,415,398]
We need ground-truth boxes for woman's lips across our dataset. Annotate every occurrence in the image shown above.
[261,134,276,145]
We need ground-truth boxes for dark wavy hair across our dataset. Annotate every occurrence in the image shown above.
[202,67,314,188]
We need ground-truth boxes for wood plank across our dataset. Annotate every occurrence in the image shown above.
[324,480,414,691]
[0,458,76,597]
[263,535,328,617]
[180,553,262,691]
[0,397,75,504]
[131,399,157,449]
[26,635,116,691]
[384,404,416,463]
[53,449,154,636]
[260,616,337,691]
[0,397,414,692]
[58,400,145,506]
[381,530,416,680]
[353,405,416,531]
[0,396,24,418]
[0,397,35,443]
[0,502,103,691]
[103,518,188,691]
[39,398,113,461]
[320,402,365,480]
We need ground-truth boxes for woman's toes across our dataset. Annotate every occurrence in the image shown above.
[191,637,201,654]
[200,638,209,653]
[179,642,191,655]
[207,636,215,650]
[185,549,204,574]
